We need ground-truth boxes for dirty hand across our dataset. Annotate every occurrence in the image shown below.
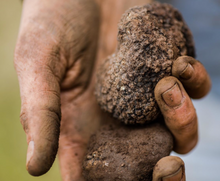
[155,56,211,154]
[14,0,211,181]
[152,56,211,181]
[14,0,102,180]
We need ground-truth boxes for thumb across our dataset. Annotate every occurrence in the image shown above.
[15,35,64,176]
[15,0,100,177]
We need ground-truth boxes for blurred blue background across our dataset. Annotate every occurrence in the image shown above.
[159,0,220,180]
[0,0,219,180]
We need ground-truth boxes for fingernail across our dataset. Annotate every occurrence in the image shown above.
[26,141,34,165]
[162,167,183,181]
[180,63,194,80]
[162,83,183,108]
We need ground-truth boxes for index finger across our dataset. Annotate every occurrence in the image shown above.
[155,77,198,154]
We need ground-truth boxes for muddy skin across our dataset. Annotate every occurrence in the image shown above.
[82,121,173,181]
[95,2,195,124]
[83,2,194,180]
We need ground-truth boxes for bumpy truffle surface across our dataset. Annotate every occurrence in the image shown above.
[96,2,195,124]
[83,122,173,181]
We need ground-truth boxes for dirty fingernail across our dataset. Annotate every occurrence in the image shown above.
[180,63,194,80]
[162,167,183,181]
[26,141,34,166]
[162,83,183,108]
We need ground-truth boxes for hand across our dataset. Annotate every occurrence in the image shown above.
[155,55,211,154]
[152,56,211,181]
[15,0,102,180]
[14,1,211,181]
[14,0,155,180]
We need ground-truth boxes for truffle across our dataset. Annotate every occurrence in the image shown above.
[82,122,173,181]
[95,2,195,124]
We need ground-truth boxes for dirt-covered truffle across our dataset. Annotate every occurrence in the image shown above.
[96,2,195,124]
[82,122,173,181]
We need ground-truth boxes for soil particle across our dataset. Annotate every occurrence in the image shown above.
[82,122,173,181]
[95,2,195,124]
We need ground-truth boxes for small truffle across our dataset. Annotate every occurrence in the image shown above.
[83,122,173,181]
[96,2,195,124]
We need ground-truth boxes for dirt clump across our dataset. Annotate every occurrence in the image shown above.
[95,2,195,124]
[82,122,173,181]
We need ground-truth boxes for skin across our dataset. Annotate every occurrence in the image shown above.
[14,0,211,180]
[153,156,186,181]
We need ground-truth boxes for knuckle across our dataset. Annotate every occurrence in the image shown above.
[41,104,61,123]
[14,32,64,81]
[175,113,197,131]
[14,22,61,64]
[176,119,193,131]
[20,110,29,133]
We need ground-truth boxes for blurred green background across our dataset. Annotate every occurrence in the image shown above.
[0,1,61,180]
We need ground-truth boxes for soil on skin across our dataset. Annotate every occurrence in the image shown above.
[82,122,173,181]
[96,2,195,124]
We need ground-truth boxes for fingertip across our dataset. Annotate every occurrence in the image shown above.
[27,161,49,177]
[172,56,195,79]
[155,76,177,100]
[26,154,51,177]
[26,154,48,176]
[172,56,211,99]
[153,156,185,181]
[155,76,183,110]
[26,153,55,176]
[26,138,58,176]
